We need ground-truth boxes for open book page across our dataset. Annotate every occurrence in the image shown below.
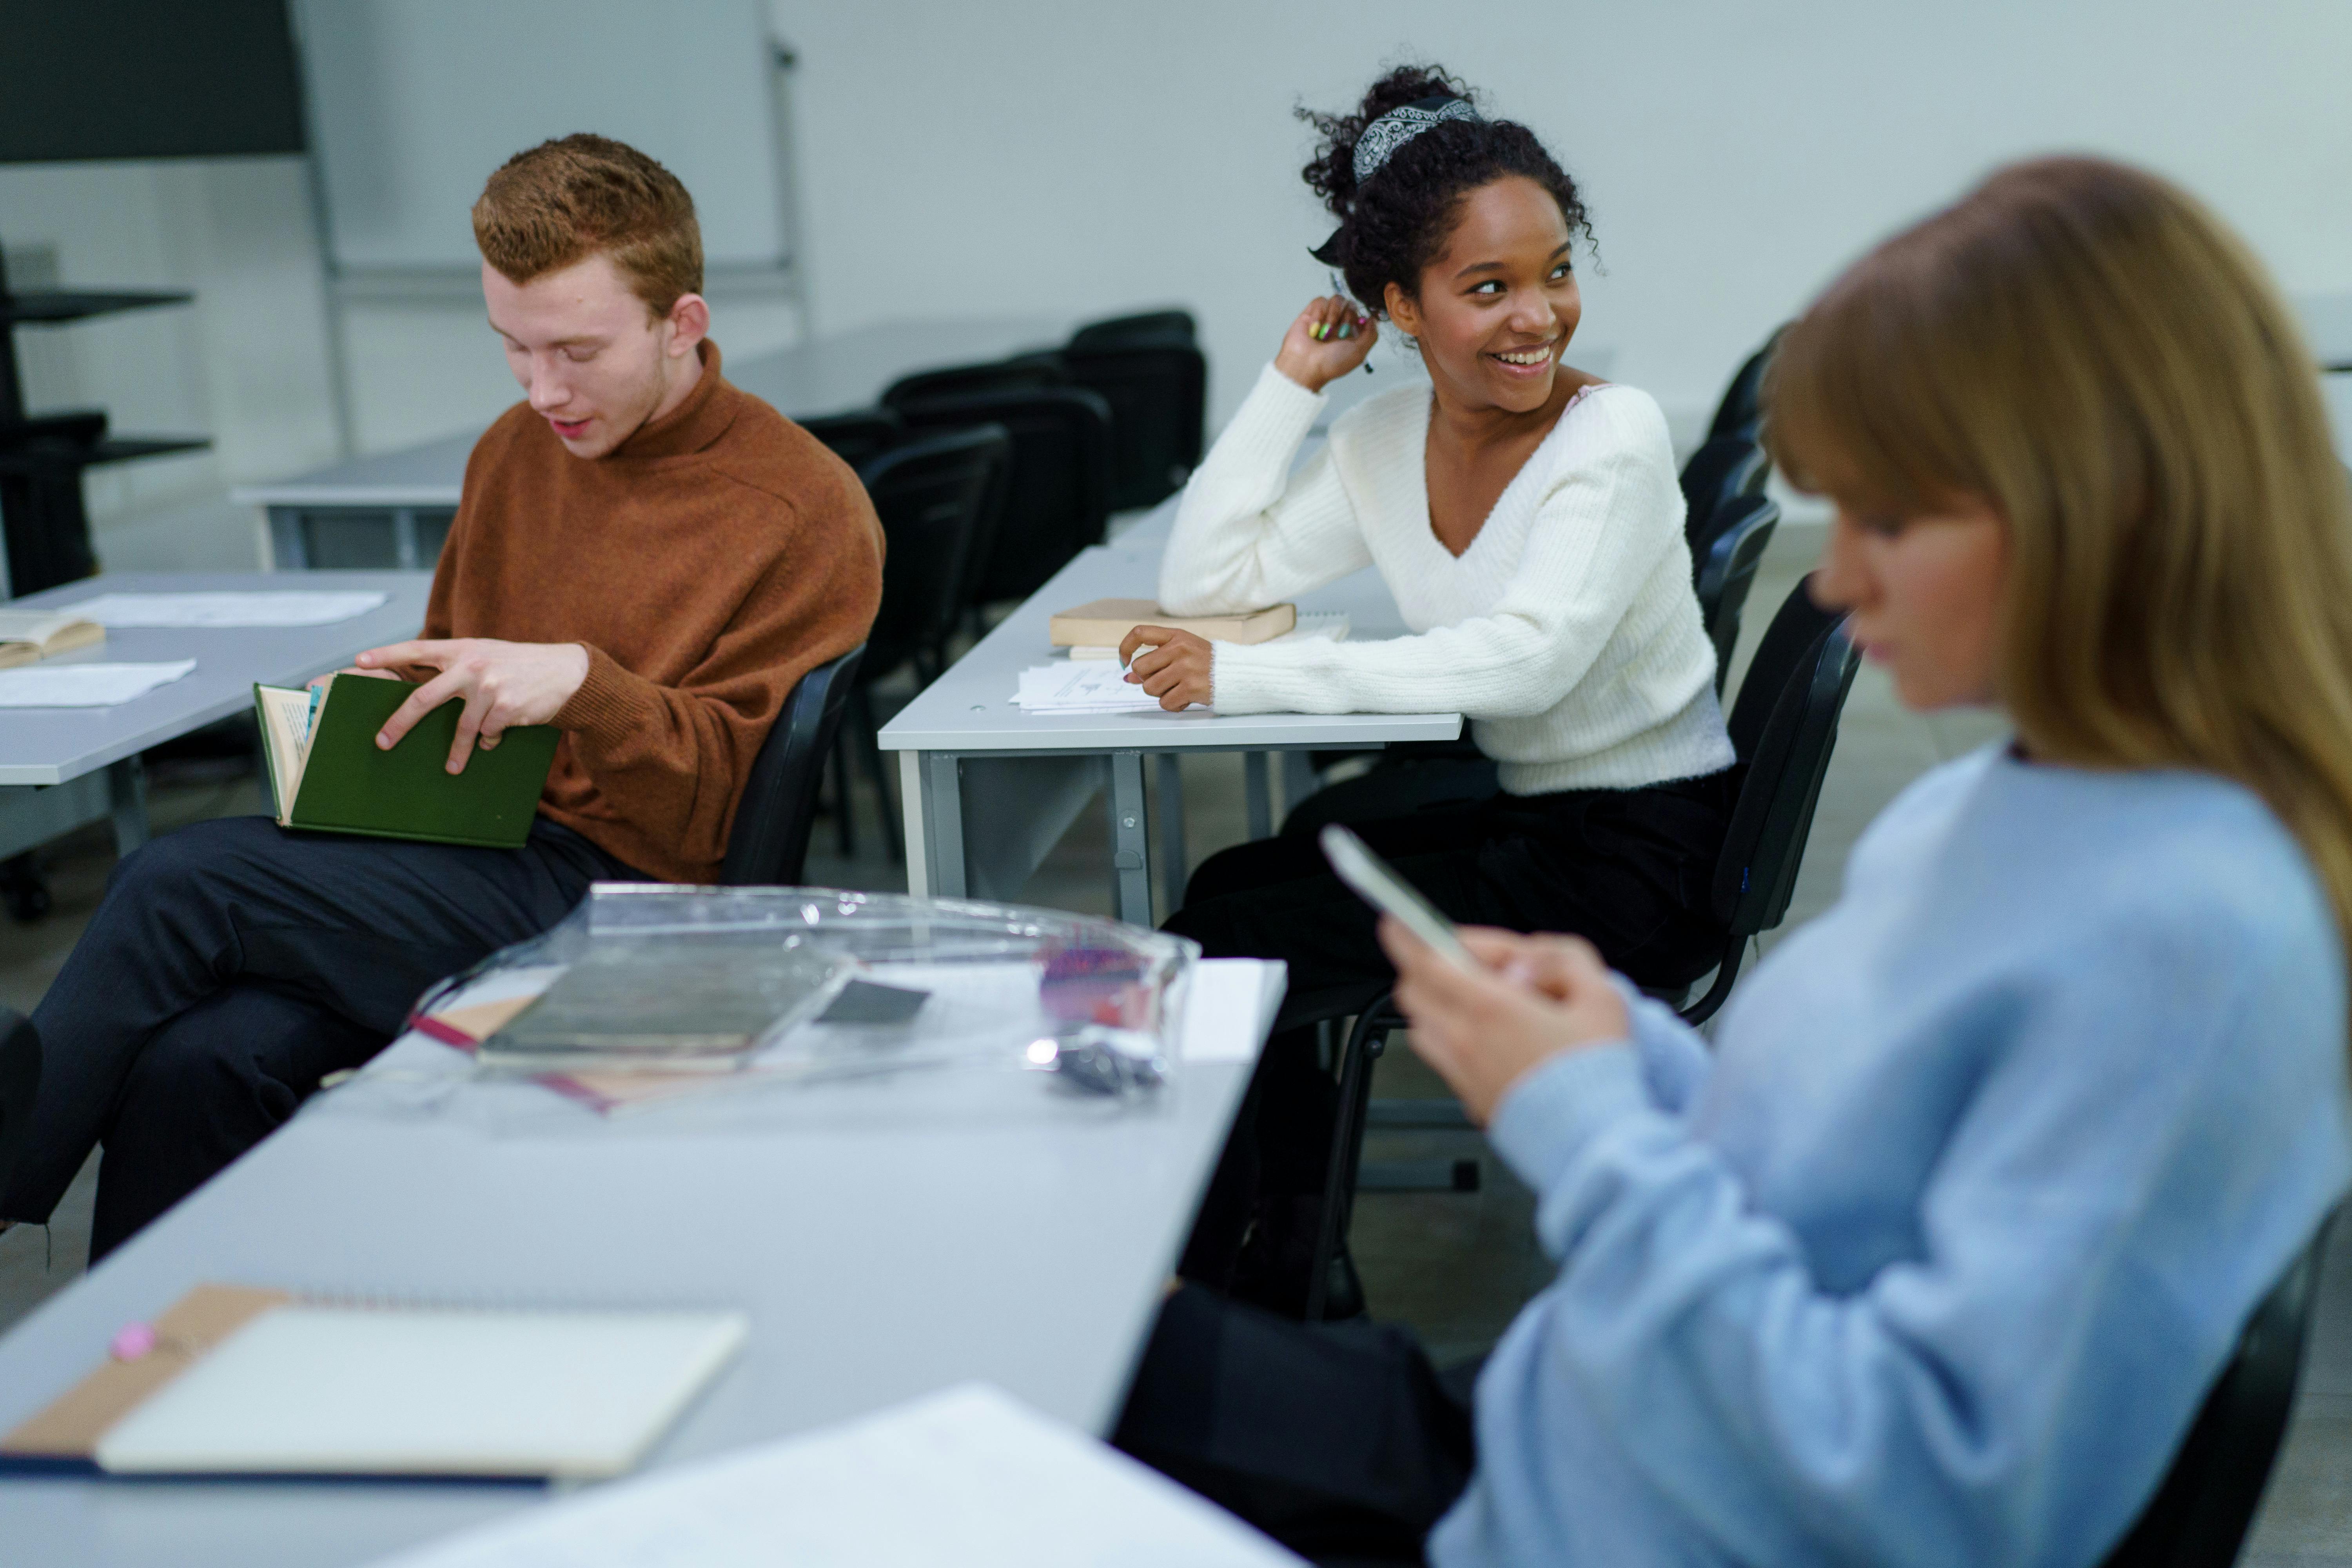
[254,684,319,820]
[0,610,103,668]
[367,1383,1304,1568]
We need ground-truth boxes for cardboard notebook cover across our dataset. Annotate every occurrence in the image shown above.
[1,1284,291,1465]
[2,1283,748,1480]
[1047,598,1296,648]
[256,675,558,851]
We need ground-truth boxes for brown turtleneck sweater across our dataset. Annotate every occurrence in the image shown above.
[419,341,882,883]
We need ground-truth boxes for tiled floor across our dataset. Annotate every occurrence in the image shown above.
[1,522,2344,1557]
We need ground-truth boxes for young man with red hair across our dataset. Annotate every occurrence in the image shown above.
[4,135,882,1258]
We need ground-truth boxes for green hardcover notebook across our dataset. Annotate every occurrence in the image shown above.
[252,675,559,850]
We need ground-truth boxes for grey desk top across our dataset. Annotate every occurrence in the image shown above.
[0,963,1280,1568]
[0,572,436,787]
[232,319,1067,511]
[877,526,1462,754]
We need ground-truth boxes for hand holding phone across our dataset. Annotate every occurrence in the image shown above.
[1319,824,1475,969]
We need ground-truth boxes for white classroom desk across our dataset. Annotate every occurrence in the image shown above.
[879,501,1462,925]
[233,318,1067,564]
[0,960,1283,1568]
[0,572,435,863]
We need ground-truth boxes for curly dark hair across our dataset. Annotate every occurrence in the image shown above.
[1299,64,1593,319]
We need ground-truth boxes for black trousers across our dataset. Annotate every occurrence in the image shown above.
[3,814,637,1259]
[1114,1283,1475,1565]
[1165,768,1736,1311]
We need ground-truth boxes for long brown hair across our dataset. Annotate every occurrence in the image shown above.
[1767,156,2352,963]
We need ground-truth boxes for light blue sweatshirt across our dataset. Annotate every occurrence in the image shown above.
[1432,746,2352,1567]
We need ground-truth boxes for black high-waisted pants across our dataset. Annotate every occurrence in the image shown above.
[1163,768,1736,1312]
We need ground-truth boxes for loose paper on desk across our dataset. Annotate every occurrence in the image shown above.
[368,1383,1305,1568]
[1014,660,1175,714]
[63,590,389,628]
[0,659,195,707]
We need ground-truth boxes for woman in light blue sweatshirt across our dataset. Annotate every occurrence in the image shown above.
[1116,157,2352,1565]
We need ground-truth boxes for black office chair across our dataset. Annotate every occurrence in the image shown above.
[891,384,1116,609]
[2101,1218,2332,1568]
[1693,494,1782,695]
[718,645,865,887]
[1679,434,1770,546]
[1067,309,1197,352]
[837,424,1011,859]
[1677,575,1861,1023]
[1060,343,1208,511]
[880,353,1066,410]
[797,408,904,471]
[0,1008,40,1205]
[1296,579,1862,1318]
[1706,325,1789,445]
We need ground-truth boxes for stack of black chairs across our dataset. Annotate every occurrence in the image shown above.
[1681,326,1788,691]
[795,309,1207,858]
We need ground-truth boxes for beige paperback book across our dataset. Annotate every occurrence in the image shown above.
[1047,598,1296,652]
[0,610,103,669]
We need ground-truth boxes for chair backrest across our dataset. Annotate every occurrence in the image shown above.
[1680,436,1770,547]
[1707,325,1789,444]
[1694,495,1782,694]
[1058,344,1208,511]
[891,385,1116,606]
[1067,309,1198,352]
[719,645,866,886]
[0,1008,38,1201]
[856,424,1010,682]
[2100,1220,2331,1568]
[1712,577,1861,937]
[880,353,1065,410]
[797,408,904,471]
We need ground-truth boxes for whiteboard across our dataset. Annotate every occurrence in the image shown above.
[295,0,786,271]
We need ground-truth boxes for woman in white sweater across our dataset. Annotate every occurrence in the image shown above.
[1128,66,1737,1315]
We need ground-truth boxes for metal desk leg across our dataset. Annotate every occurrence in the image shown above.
[1281,750,1318,816]
[1244,753,1274,840]
[107,757,149,857]
[1154,753,1186,913]
[898,751,931,897]
[916,752,968,900]
[1107,750,1152,926]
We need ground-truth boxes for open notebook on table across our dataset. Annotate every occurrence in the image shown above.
[0,1283,745,1481]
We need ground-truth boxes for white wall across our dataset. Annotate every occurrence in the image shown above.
[770,0,2352,436]
[0,157,342,527]
[5,0,2350,568]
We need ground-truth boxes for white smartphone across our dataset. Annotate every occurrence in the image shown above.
[1319,824,1476,969]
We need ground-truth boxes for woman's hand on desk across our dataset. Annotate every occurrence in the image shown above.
[1120,626,1215,711]
[1272,295,1377,393]
[1381,920,1631,1124]
[354,638,592,774]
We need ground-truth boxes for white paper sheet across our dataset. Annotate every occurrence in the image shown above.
[61,590,389,628]
[0,659,196,707]
[1013,661,1173,714]
[368,1383,1305,1568]
[1181,958,1283,1063]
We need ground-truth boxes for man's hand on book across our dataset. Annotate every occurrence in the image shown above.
[355,638,592,773]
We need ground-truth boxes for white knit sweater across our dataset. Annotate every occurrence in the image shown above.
[1159,363,1735,796]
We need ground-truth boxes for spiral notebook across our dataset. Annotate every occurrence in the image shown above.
[1,1284,746,1481]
